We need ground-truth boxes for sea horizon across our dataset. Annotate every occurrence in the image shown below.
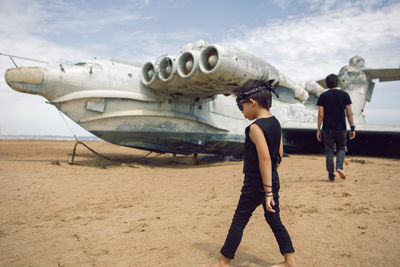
[0,134,101,141]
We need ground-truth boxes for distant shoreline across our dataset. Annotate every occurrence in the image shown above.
[0,135,101,141]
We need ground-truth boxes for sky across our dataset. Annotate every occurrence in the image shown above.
[0,0,399,136]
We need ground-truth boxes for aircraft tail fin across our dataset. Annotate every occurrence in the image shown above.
[316,79,327,89]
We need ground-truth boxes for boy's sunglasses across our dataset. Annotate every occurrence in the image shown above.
[237,99,251,111]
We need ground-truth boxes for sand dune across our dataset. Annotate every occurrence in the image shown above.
[0,140,399,266]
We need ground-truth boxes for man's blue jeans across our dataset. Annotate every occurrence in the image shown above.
[323,129,347,180]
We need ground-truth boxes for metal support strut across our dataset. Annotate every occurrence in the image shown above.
[69,141,114,164]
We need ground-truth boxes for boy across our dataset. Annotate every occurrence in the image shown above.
[209,79,297,267]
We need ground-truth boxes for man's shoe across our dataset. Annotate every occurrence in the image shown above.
[329,174,335,182]
[337,169,346,179]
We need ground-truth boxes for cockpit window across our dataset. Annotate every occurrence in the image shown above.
[75,62,87,66]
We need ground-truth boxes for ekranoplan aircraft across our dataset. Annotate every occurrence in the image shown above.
[4,40,400,157]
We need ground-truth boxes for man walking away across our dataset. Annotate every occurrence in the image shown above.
[316,74,356,181]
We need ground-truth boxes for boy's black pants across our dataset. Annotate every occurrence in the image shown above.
[220,173,295,259]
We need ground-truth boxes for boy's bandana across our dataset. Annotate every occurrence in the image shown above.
[235,79,279,104]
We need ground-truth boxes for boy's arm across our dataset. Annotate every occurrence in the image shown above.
[317,106,324,142]
[249,124,276,213]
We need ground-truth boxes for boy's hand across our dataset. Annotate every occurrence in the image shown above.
[266,195,276,213]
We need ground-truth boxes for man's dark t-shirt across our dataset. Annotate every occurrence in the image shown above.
[317,89,352,130]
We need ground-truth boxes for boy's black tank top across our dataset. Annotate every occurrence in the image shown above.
[243,116,281,176]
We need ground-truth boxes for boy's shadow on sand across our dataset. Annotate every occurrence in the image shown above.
[194,242,273,267]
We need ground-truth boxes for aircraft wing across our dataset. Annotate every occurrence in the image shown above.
[141,42,310,103]
[281,121,400,157]
[363,68,400,82]
[316,68,400,88]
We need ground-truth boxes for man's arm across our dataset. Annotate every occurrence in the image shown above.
[317,106,324,142]
[277,136,283,169]
[346,104,356,140]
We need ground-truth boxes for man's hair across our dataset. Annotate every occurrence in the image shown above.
[325,74,339,89]
[232,79,272,110]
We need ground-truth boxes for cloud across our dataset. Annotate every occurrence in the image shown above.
[223,1,400,80]
[273,0,388,13]
[0,1,99,64]
[271,0,292,9]
[0,0,96,136]
[0,0,192,136]
[222,0,400,124]
[110,30,203,62]
[0,0,153,36]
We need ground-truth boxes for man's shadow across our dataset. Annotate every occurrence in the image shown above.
[193,242,273,266]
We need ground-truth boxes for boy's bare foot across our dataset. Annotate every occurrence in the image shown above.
[337,169,346,179]
[207,262,229,267]
[270,252,297,267]
[207,255,231,267]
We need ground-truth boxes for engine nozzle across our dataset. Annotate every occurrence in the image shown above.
[141,62,157,86]
[199,46,218,73]
[178,51,200,78]
[158,57,176,82]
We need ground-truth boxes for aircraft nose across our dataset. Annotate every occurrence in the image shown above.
[5,67,44,94]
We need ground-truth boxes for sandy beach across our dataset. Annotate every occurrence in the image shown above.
[0,140,399,266]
